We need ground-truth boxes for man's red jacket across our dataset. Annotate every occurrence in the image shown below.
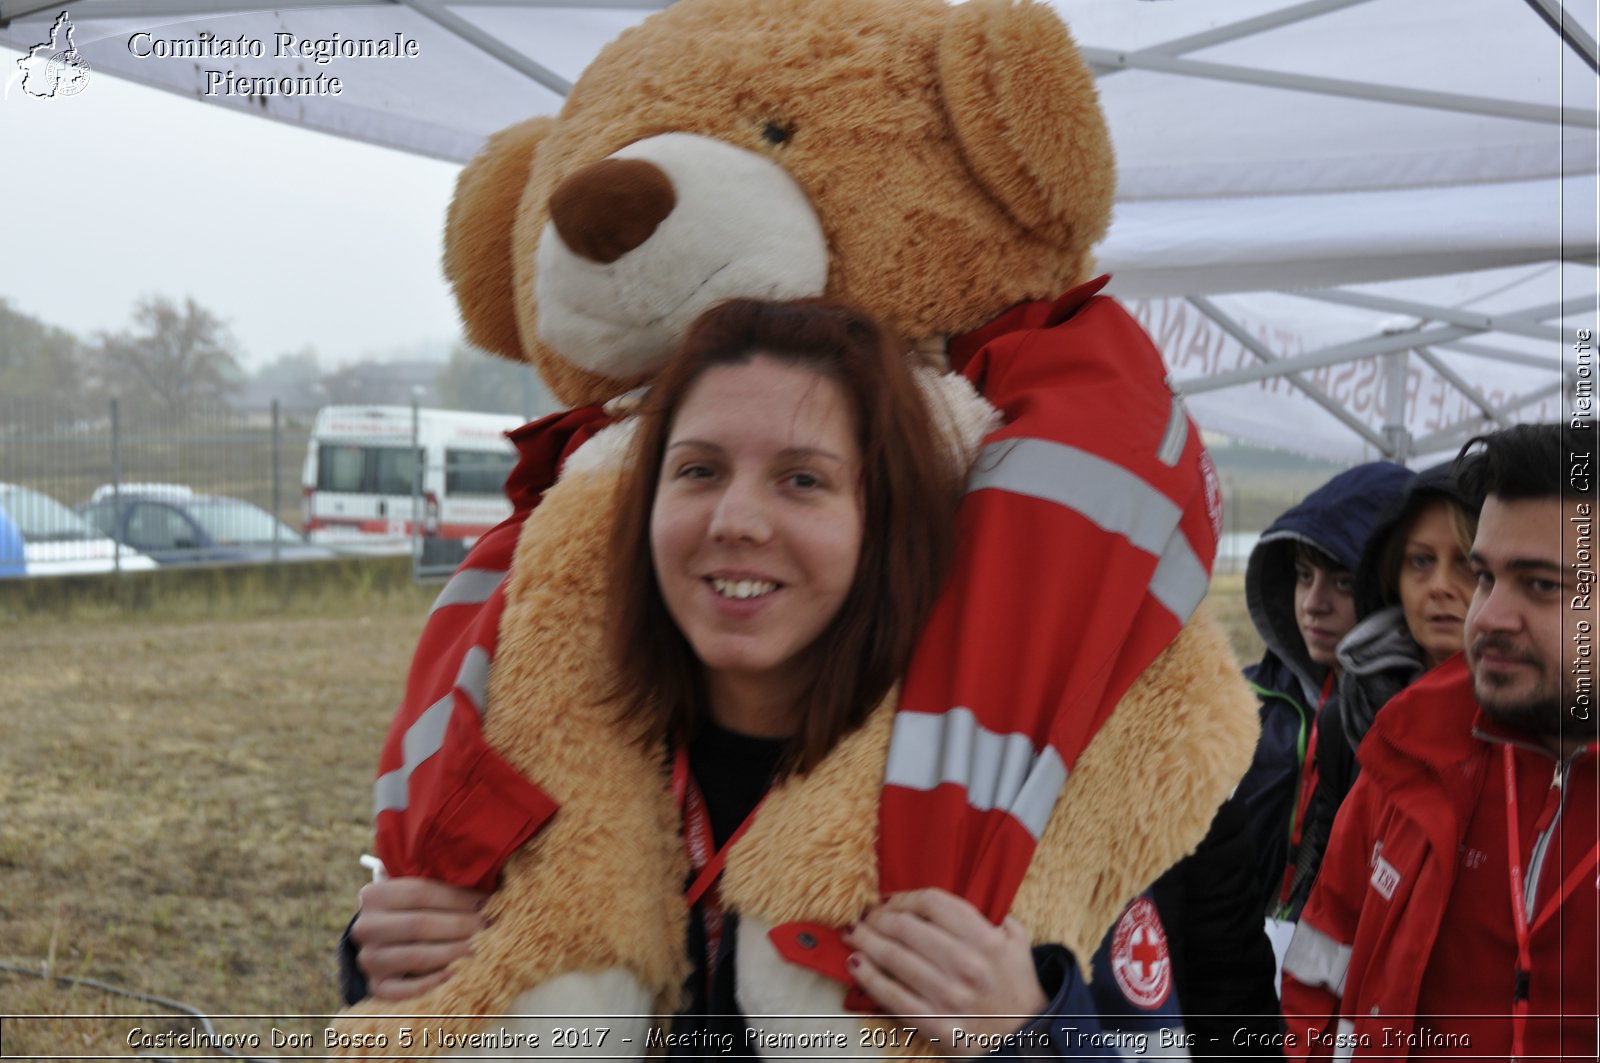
[1281,657,1599,1059]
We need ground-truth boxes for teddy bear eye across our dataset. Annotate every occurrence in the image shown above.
[760,121,793,146]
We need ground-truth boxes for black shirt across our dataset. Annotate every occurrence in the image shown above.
[669,721,787,1060]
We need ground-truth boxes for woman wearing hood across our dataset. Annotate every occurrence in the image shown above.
[1277,462,1480,919]
[1234,462,1414,934]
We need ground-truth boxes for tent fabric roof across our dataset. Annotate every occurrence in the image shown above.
[4,0,1594,461]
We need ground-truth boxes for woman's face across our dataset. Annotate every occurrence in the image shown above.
[1397,498,1475,667]
[650,355,865,718]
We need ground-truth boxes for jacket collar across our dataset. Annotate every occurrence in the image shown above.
[1368,655,1595,770]
[1470,713,1600,766]
[945,275,1112,375]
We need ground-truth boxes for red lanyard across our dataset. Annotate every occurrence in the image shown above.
[1500,743,1600,1061]
[1278,676,1332,908]
[672,743,765,998]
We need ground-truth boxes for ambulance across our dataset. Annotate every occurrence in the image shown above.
[301,406,523,554]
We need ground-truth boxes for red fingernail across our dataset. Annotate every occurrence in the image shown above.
[484,916,496,928]
[847,953,862,970]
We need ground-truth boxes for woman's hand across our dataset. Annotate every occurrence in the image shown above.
[842,889,1047,1056]
[351,878,488,1000]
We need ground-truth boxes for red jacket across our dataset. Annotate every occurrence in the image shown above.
[1280,657,1598,1059]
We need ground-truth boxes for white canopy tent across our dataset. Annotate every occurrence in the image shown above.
[4,0,1594,463]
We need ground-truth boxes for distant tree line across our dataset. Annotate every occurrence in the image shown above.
[0,295,555,421]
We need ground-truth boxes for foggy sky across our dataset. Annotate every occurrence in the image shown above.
[1,48,464,372]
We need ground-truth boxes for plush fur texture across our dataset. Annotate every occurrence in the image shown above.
[534,133,831,381]
[444,0,1114,407]
[721,605,1259,964]
[1009,604,1260,971]
[338,0,1259,1056]
[337,469,690,1047]
[336,465,1258,1063]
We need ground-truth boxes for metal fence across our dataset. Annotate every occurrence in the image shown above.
[0,397,510,581]
[0,398,425,576]
[1,397,307,519]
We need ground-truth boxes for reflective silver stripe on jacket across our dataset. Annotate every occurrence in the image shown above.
[428,567,508,615]
[1282,922,1352,997]
[883,707,1067,841]
[372,645,492,816]
[966,437,1208,622]
[1156,394,1190,468]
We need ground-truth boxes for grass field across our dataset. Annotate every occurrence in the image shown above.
[0,572,1260,1058]
[0,581,439,1057]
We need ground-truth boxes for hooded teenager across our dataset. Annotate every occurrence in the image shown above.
[1234,462,1414,926]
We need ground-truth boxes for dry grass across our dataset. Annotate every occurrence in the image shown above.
[1205,570,1263,667]
[0,584,437,1057]
[0,573,1259,1058]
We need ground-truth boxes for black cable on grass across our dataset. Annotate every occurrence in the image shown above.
[0,960,275,1063]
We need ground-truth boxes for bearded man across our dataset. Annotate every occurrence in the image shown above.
[1281,421,1598,1060]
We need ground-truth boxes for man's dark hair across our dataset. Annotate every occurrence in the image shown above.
[1455,422,1598,506]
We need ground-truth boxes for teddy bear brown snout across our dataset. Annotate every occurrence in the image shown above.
[548,157,678,265]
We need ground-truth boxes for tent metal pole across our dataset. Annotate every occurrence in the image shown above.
[1410,382,1564,453]
[1292,289,1568,341]
[397,0,573,95]
[1382,350,1413,460]
[1179,325,1476,394]
[1094,0,1377,77]
[1078,47,1596,127]
[1414,346,1512,428]
[1185,296,1391,452]
[1411,417,1498,456]
[1439,340,1569,370]
[1520,0,1600,74]
[0,0,86,19]
[417,0,669,6]
[3,0,378,19]
[1498,296,1597,323]
[1,0,668,20]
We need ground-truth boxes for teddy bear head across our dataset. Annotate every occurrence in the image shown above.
[445,0,1114,408]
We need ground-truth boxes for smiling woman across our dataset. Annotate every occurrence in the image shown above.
[647,356,866,740]
[343,295,1211,1054]
[608,297,962,772]
[596,297,1074,1048]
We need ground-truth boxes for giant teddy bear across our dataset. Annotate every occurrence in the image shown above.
[335,0,1259,1056]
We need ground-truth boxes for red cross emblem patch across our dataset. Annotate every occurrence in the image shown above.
[1110,896,1173,1009]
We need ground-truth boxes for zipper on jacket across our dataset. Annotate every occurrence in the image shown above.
[1522,754,1577,916]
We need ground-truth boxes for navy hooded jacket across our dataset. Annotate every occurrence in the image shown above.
[1236,462,1413,917]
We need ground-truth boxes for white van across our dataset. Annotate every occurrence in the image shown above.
[300,406,523,554]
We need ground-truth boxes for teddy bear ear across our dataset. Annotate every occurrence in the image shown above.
[443,117,555,364]
[937,0,1115,251]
